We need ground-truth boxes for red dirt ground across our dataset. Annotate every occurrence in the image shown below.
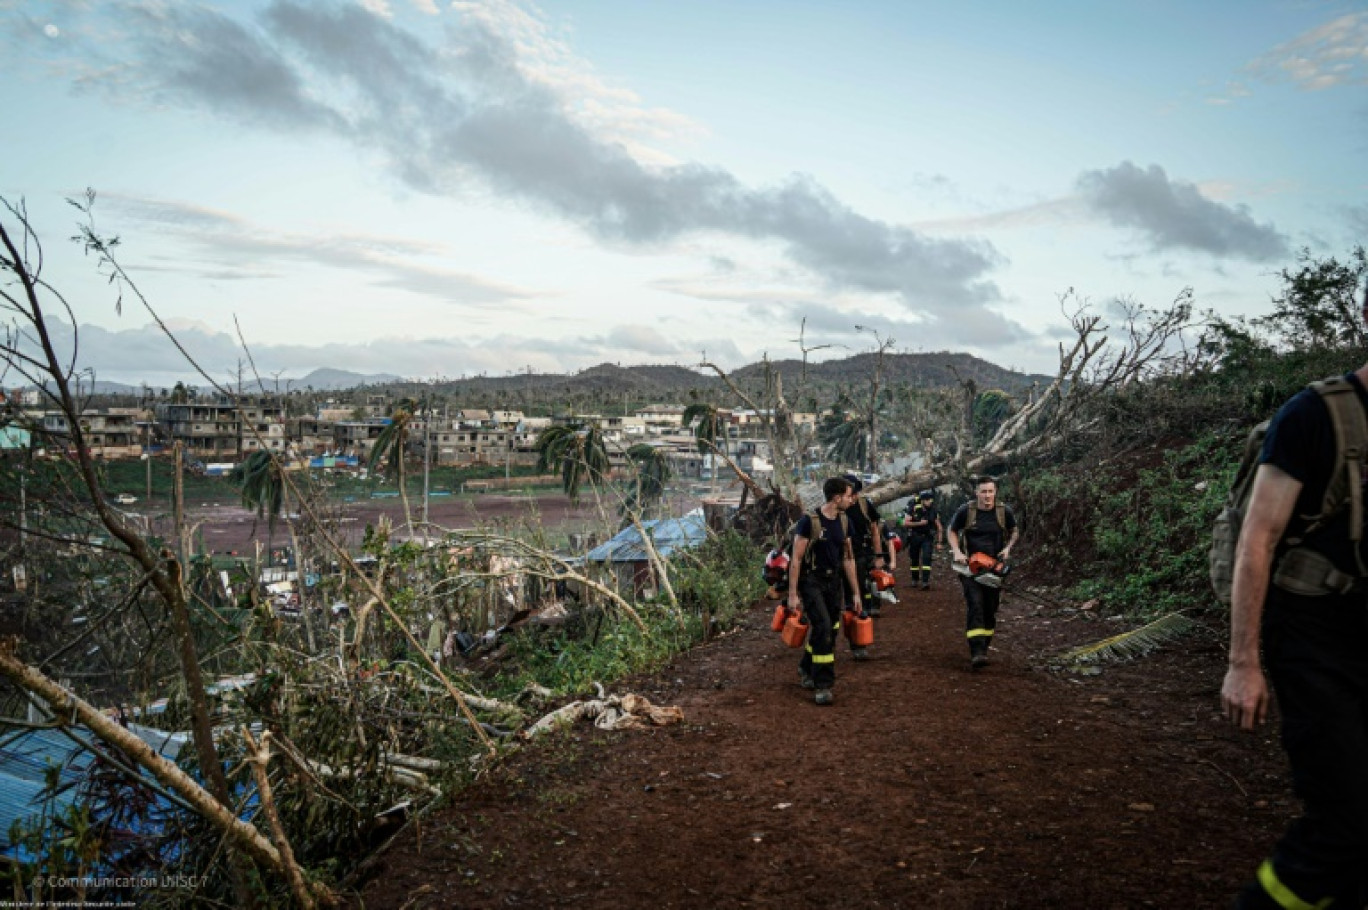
[349,563,1294,909]
[189,492,602,554]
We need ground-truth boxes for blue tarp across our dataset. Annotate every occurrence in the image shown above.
[584,514,708,564]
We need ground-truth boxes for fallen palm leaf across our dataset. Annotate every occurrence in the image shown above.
[1053,612,1194,666]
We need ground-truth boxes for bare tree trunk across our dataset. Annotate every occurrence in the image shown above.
[0,642,283,872]
[242,728,320,910]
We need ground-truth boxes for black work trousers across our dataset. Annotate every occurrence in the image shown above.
[908,535,933,585]
[959,573,1000,657]
[1235,590,1368,909]
[853,548,876,614]
[798,569,844,690]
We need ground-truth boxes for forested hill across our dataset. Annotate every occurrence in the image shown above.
[402,352,1050,409]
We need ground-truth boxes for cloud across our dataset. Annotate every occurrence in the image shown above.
[8,0,1008,327]
[1076,162,1290,262]
[1347,204,1368,237]
[604,325,681,357]
[1247,12,1368,91]
[101,194,539,306]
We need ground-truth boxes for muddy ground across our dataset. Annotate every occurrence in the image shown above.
[182,492,603,555]
[348,561,1293,909]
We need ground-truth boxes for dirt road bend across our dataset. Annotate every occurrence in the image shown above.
[355,568,1291,909]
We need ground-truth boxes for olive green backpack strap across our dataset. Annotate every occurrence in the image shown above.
[1308,377,1368,571]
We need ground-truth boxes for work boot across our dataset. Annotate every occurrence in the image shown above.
[868,604,881,618]
[852,647,869,661]
[921,582,931,591]
[970,654,989,671]
[799,670,815,690]
[814,689,834,706]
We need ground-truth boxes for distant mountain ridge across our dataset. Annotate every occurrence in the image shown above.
[35,354,1049,402]
[384,352,1052,403]
[294,368,403,390]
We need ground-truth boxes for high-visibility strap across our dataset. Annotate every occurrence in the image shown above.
[966,628,995,639]
[811,653,835,664]
[1257,860,1332,910]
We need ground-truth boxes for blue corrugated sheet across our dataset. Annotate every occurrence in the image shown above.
[584,514,708,563]
[0,723,185,850]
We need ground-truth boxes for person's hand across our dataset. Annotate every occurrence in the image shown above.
[999,547,1012,560]
[1221,664,1269,731]
[952,550,966,564]
[787,592,801,614]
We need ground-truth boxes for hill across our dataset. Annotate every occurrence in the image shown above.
[294,368,403,390]
[380,352,1051,408]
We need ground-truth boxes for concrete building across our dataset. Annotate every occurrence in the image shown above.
[155,396,285,460]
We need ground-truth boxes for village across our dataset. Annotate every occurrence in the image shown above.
[0,386,824,489]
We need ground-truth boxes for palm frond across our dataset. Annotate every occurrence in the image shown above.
[231,449,283,527]
[534,422,610,502]
[1053,612,1194,666]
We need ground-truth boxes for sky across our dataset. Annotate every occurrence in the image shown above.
[2,0,1366,391]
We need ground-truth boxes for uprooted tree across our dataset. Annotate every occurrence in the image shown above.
[710,288,1212,540]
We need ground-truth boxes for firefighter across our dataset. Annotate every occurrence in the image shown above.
[842,473,888,627]
[789,477,862,705]
[1221,282,1368,908]
[902,490,943,590]
[947,476,1018,670]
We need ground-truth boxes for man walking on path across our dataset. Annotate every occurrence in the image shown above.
[789,477,862,705]
[902,490,943,590]
[1221,285,1368,909]
[841,473,888,626]
[947,477,1018,670]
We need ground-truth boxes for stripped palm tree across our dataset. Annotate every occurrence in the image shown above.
[231,449,284,529]
[535,422,611,502]
[231,449,318,650]
[535,423,679,613]
[623,443,672,519]
[682,402,753,490]
[369,398,417,535]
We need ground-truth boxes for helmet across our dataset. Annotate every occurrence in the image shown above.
[763,549,790,585]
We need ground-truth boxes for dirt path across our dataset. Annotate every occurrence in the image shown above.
[353,566,1292,909]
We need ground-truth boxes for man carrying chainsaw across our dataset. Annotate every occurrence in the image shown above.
[1220,283,1368,909]
[842,473,890,626]
[947,476,1018,670]
[789,477,863,705]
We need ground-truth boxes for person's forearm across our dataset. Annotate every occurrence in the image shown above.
[1229,535,1275,668]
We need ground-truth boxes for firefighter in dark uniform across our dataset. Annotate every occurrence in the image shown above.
[842,473,888,629]
[903,490,943,590]
[789,477,862,706]
[1222,284,1368,909]
[947,476,1018,670]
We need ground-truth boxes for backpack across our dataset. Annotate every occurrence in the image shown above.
[965,504,1007,535]
[785,506,850,571]
[1209,376,1368,604]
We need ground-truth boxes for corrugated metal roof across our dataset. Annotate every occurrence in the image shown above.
[584,514,708,563]
[0,723,186,849]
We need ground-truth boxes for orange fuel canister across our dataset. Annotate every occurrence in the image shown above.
[781,611,809,648]
[771,604,789,632]
[847,611,874,647]
[841,609,858,640]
